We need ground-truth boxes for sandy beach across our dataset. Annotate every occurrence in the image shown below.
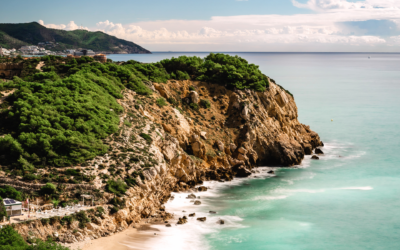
[65,221,170,250]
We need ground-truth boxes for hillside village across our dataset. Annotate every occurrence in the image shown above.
[0,44,98,57]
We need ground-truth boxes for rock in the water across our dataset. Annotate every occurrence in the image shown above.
[233,165,252,177]
[194,200,201,205]
[217,219,225,225]
[267,170,275,174]
[187,193,196,199]
[304,143,313,155]
[315,148,324,155]
[189,213,196,217]
[197,217,207,222]
[209,211,217,214]
[177,217,188,224]
[198,186,207,192]
[311,155,319,160]
[166,224,171,227]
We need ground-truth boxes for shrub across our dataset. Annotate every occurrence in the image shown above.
[156,97,167,107]
[61,215,73,225]
[40,183,57,195]
[50,216,60,225]
[0,186,23,201]
[51,199,60,207]
[124,120,132,127]
[110,206,119,214]
[125,177,137,187]
[167,97,177,106]
[0,198,6,219]
[41,218,50,225]
[200,99,211,109]
[0,71,123,167]
[65,169,80,176]
[190,103,199,110]
[74,211,90,229]
[96,206,105,215]
[139,133,152,144]
[106,179,128,196]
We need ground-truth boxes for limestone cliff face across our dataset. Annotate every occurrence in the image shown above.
[15,80,322,243]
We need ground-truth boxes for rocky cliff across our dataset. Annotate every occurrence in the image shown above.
[14,79,322,243]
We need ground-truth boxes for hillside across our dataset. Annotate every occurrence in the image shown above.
[0,54,322,246]
[0,30,29,49]
[0,22,150,54]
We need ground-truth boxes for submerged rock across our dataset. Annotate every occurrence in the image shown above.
[187,193,196,199]
[189,213,196,217]
[194,200,201,205]
[177,217,188,224]
[209,211,217,214]
[315,148,324,155]
[217,219,225,225]
[267,170,275,174]
[166,224,171,227]
[197,217,207,222]
[311,155,320,160]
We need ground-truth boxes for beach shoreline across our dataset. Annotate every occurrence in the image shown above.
[66,220,170,250]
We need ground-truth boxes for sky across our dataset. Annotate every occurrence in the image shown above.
[2,0,400,52]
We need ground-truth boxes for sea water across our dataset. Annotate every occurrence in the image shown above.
[109,53,400,250]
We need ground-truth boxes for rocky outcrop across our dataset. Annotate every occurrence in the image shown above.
[14,79,322,243]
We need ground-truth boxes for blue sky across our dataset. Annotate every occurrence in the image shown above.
[1,0,400,52]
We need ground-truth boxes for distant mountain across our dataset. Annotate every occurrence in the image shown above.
[0,22,151,54]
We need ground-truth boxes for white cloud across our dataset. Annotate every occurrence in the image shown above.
[38,0,400,51]
[292,0,400,11]
[39,20,88,31]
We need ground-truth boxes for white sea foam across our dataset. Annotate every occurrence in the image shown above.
[253,195,288,201]
[123,142,362,249]
[124,178,251,250]
[274,188,326,194]
[339,186,373,190]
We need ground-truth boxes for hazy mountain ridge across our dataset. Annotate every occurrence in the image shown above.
[0,22,151,54]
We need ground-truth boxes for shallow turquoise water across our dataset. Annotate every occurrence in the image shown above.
[109,53,400,250]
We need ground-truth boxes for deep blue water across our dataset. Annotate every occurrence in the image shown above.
[109,53,400,250]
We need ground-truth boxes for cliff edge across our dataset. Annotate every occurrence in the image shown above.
[13,78,322,243]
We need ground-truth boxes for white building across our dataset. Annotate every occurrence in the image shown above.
[3,198,22,217]
[20,46,40,55]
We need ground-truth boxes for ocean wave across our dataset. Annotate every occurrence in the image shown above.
[339,186,373,190]
[253,195,288,201]
[273,188,326,194]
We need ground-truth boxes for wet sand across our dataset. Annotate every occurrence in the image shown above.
[66,221,170,250]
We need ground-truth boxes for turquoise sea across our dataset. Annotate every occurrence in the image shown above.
[109,53,400,250]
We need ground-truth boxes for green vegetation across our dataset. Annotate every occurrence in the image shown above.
[75,211,90,229]
[106,179,128,196]
[160,53,269,91]
[0,60,128,168]
[190,103,199,110]
[0,30,29,49]
[0,185,23,200]
[0,22,150,53]
[200,99,211,109]
[139,133,152,143]
[0,197,6,219]
[0,225,69,250]
[124,120,132,127]
[40,183,56,195]
[156,97,167,107]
